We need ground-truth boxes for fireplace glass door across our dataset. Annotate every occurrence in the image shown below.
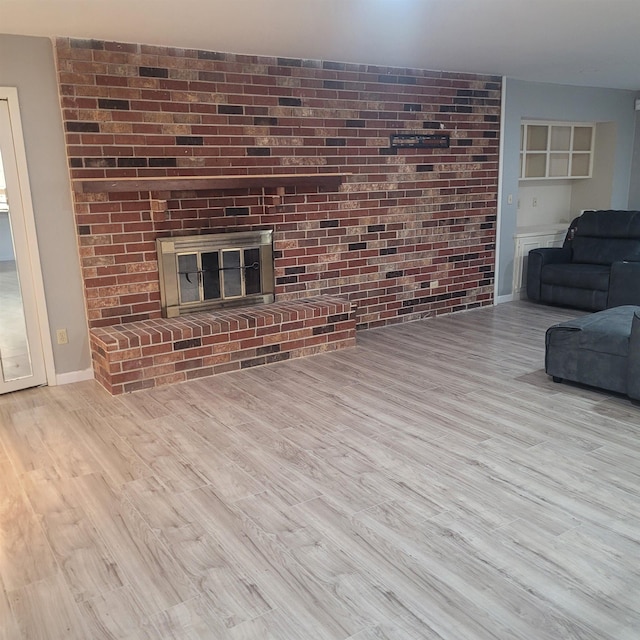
[176,248,262,306]
[158,231,274,317]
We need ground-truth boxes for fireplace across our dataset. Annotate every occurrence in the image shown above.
[156,230,274,318]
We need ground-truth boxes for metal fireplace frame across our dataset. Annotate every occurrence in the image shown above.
[156,230,274,318]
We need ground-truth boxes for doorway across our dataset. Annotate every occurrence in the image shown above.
[0,94,52,393]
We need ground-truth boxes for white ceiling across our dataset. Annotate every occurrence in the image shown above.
[2,0,640,91]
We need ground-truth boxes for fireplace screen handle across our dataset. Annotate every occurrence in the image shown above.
[179,262,259,282]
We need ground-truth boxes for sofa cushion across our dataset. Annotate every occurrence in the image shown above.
[571,237,640,265]
[541,263,610,291]
[575,210,640,238]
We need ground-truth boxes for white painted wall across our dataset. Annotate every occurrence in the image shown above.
[517,182,573,228]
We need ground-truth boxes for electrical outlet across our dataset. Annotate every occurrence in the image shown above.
[532,197,538,207]
[56,329,69,345]
[507,194,513,205]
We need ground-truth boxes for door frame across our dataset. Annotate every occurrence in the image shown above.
[1,86,56,387]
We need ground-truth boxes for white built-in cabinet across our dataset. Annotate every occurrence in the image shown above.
[512,225,567,297]
[520,121,594,180]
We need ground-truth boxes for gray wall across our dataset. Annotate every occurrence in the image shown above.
[498,78,639,298]
[0,34,90,375]
[629,110,640,210]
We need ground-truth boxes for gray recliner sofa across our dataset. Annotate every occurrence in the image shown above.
[527,210,640,311]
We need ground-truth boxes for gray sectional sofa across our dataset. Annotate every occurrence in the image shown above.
[545,305,640,401]
[527,210,640,311]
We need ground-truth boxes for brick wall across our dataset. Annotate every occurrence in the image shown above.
[56,38,501,330]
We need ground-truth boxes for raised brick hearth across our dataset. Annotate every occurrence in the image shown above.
[90,296,355,394]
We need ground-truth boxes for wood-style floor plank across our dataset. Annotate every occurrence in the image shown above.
[1,300,639,639]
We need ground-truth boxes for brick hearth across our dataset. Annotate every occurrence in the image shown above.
[90,296,355,394]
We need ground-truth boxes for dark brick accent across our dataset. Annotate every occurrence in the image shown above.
[379,148,397,155]
[98,98,130,110]
[176,136,204,145]
[483,131,498,138]
[404,103,421,112]
[256,344,281,356]
[402,290,467,307]
[312,325,335,335]
[241,357,267,369]
[472,155,489,162]
[346,120,366,128]
[247,147,271,156]
[380,247,398,255]
[66,122,100,133]
[285,266,306,275]
[278,97,302,107]
[457,139,473,146]
[224,207,250,216]
[326,138,346,146]
[440,105,473,113]
[322,61,345,71]
[77,225,91,235]
[323,80,345,90]
[139,67,169,78]
[328,313,349,323]
[117,158,147,167]
[416,164,434,172]
[367,224,385,232]
[277,57,302,67]
[218,104,244,115]
[320,219,339,228]
[149,157,178,167]
[484,115,499,123]
[174,338,202,350]
[348,242,367,251]
[254,116,278,126]
[378,75,416,85]
[276,276,298,285]
[485,82,501,91]
[69,158,83,168]
[386,270,403,279]
[423,121,444,129]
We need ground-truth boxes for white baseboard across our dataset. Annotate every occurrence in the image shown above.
[55,368,94,386]
[494,294,515,304]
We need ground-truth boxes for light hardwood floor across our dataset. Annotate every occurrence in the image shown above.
[1,301,639,639]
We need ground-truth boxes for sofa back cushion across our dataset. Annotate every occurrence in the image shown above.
[575,210,640,238]
[572,237,640,265]
[571,210,640,265]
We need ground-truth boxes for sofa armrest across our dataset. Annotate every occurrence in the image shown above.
[608,261,640,308]
[627,311,640,401]
[526,247,572,301]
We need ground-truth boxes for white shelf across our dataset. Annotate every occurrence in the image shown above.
[520,121,594,180]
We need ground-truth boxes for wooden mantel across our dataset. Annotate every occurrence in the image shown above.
[72,173,349,194]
